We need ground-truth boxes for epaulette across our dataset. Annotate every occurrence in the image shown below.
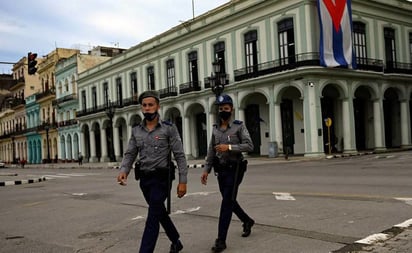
[233,120,243,125]
[161,120,173,126]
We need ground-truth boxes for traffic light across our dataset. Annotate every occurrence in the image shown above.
[27,52,38,75]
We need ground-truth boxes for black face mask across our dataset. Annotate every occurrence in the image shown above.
[219,111,232,121]
[143,111,158,121]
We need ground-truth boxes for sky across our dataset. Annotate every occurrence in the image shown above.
[0,0,229,74]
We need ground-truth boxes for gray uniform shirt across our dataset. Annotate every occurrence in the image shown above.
[204,120,254,174]
[120,119,188,184]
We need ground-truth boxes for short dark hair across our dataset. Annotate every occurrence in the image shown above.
[138,91,160,104]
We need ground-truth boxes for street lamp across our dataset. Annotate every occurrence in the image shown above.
[105,100,116,162]
[44,121,51,163]
[209,61,226,98]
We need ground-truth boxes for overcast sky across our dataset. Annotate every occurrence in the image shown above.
[0,0,229,74]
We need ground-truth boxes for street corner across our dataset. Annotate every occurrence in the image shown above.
[332,219,412,253]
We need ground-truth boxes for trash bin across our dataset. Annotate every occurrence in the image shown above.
[268,141,278,158]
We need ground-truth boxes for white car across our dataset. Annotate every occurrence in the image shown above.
[0,160,5,168]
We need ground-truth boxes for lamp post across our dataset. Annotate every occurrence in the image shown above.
[105,100,116,162]
[44,121,50,163]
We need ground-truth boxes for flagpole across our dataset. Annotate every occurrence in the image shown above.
[192,0,195,20]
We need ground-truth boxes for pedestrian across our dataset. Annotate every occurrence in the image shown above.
[117,90,187,253]
[78,153,83,166]
[20,158,26,168]
[201,94,255,253]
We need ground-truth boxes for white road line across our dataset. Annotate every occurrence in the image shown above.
[130,207,201,221]
[395,197,412,206]
[172,206,201,215]
[185,191,216,197]
[43,175,70,179]
[58,173,89,177]
[272,192,296,200]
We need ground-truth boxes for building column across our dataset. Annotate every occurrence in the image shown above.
[342,96,357,153]
[101,128,109,162]
[372,98,386,151]
[90,129,97,162]
[114,126,121,161]
[303,82,324,156]
[80,131,86,159]
[183,115,192,159]
[274,102,283,153]
[400,99,412,148]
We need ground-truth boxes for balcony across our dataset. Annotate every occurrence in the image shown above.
[159,86,178,99]
[58,119,78,128]
[234,53,412,82]
[179,81,201,94]
[53,94,78,107]
[36,89,55,101]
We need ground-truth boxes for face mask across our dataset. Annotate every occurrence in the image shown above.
[143,111,158,121]
[219,111,231,121]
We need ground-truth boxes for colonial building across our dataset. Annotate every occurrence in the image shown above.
[77,0,412,162]
[0,57,43,163]
[54,49,116,162]
[26,48,80,163]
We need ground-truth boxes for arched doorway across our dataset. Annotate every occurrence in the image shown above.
[321,84,342,154]
[354,86,374,151]
[383,88,401,148]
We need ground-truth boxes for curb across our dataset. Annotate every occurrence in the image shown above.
[332,219,412,253]
[0,177,47,187]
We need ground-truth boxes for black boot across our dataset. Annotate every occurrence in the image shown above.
[170,240,183,253]
[211,238,226,253]
[242,219,255,237]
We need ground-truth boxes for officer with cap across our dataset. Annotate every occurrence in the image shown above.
[201,94,255,252]
[117,90,187,253]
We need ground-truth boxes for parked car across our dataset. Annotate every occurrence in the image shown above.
[0,160,5,168]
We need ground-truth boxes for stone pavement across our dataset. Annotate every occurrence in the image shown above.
[1,152,412,252]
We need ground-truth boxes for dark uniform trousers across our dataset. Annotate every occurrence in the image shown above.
[139,175,179,253]
[217,165,252,241]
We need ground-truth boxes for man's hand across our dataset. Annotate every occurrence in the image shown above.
[117,172,128,186]
[177,183,187,198]
[215,144,230,153]
[201,172,208,185]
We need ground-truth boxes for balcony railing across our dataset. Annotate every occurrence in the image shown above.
[204,74,229,89]
[58,119,78,128]
[36,89,55,100]
[234,53,411,82]
[159,86,178,98]
[179,81,201,94]
[53,94,78,106]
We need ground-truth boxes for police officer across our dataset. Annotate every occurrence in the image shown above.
[117,90,187,253]
[201,94,255,253]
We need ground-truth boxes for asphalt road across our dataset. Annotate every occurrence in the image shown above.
[0,151,411,253]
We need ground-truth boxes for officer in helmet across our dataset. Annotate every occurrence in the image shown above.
[201,94,255,252]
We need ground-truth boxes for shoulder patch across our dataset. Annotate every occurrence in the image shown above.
[161,120,173,126]
[233,120,243,125]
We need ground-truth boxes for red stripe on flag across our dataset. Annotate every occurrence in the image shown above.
[323,0,346,32]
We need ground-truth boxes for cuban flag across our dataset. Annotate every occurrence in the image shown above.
[317,0,356,68]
